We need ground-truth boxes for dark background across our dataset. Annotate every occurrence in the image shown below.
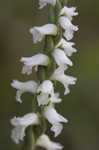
[0,0,99,150]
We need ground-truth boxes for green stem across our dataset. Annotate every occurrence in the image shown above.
[61,0,68,6]
[23,126,35,150]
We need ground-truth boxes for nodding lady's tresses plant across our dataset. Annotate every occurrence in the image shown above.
[10,0,78,150]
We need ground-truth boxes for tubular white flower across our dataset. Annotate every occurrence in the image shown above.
[10,113,39,144]
[37,80,54,96]
[37,93,50,106]
[20,53,49,75]
[37,92,62,106]
[43,104,68,136]
[11,80,38,103]
[30,24,57,43]
[56,38,77,56]
[36,134,63,150]
[60,6,78,21]
[50,66,77,95]
[37,80,62,106]
[39,0,56,9]
[52,48,73,67]
[59,16,78,40]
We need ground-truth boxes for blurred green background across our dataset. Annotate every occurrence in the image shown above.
[0,0,99,150]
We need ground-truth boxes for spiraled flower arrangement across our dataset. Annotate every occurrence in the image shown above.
[10,0,78,150]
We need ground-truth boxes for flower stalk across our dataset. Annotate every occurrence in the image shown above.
[22,126,35,150]
[10,0,78,150]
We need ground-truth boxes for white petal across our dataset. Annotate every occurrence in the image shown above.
[50,93,62,103]
[59,16,78,40]
[11,80,38,103]
[51,123,63,137]
[20,54,49,75]
[30,24,57,43]
[56,38,77,56]
[36,134,63,150]
[39,0,56,9]
[10,113,39,144]
[37,93,49,106]
[11,126,25,144]
[50,66,77,95]
[43,104,67,124]
[37,80,54,96]
[37,92,62,106]
[52,48,72,66]
[60,6,78,21]
[43,104,67,136]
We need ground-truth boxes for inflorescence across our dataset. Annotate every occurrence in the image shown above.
[10,0,78,150]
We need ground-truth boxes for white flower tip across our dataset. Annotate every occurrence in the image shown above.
[74,25,79,31]
[11,80,19,88]
[36,134,63,150]
[64,89,70,95]
[53,49,73,67]
[16,97,22,103]
[29,28,33,34]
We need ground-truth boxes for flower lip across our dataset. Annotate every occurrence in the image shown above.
[60,6,78,21]
[50,66,77,95]
[59,16,78,40]
[20,53,50,75]
[10,113,39,144]
[11,80,38,103]
[36,134,63,150]
[43,104,68,136]
[30,24,57,43]
[55,38,77,57]
[52,48,73,66]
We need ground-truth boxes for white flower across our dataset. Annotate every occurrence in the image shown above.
[59,16,78,40]
[10,113,39,144]
[39,0,56,9]
[56,38,77,56]
[11,80,38,103]
[37,92,62,106]
[37,80,54,95]
[43,104,68,136]
[20,53,49,75]
[36,134,63,150]
[60,6,78,21]
[37,80,61,106]
[52,48,73,66]
[50,66,77,95]
[30,24,57,43]
[37,93,50,106]
[37,80,55,106]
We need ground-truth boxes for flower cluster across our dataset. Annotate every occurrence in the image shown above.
[10,0,78,150]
